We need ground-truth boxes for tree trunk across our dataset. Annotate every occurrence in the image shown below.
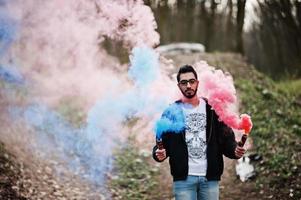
[226,0,234,50]
[236,0,246,54]
[177,0,184,8]
[296,0,301,28]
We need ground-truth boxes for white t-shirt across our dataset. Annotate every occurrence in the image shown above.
[182,99,207,176]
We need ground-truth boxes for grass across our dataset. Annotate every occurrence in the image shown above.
[109,135,162,200]
[236,75,301,198]
[55,97,86,127]
[275,79,301,99]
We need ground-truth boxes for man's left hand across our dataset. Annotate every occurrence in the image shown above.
[235,146,246,159]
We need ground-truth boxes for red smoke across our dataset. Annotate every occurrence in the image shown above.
[195,61,253,134]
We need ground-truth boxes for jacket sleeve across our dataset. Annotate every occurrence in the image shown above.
[219,121,238,159]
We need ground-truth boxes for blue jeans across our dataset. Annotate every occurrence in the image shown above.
[173,175,219,200]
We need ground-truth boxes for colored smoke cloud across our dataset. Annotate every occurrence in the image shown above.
[195,61,252,133]
[1,0,160,107]
[155,103,185,139]
[0,0,252,193]
[0,0,175,189]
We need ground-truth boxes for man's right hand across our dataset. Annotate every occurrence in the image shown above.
[155,148,166,161]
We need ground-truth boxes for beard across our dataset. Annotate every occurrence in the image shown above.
[180,88,197,99]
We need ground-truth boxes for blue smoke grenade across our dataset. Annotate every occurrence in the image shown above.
[155,103,185,139]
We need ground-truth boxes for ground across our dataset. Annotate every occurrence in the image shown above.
[220,158,259,200]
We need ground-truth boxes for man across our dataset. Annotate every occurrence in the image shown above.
[152,65,245,200]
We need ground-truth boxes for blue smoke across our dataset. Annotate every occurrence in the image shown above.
[5,46,162,186]
[128,46,159,87]
[86,91,137,141]
[1,0,166,190]
[0,65,24,84]
[127,46,187,139]
[155,103,185,139]
[10,104,110,185]
[86,46,160,144]
[0,9,18,57]
[83,46,162,183]
[0,4,22,85]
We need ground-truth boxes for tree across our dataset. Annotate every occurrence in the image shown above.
[236,0,246,54]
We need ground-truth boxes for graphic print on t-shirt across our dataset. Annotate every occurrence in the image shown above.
[185,113,206,159]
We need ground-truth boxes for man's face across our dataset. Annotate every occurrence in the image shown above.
[177,72,198,99]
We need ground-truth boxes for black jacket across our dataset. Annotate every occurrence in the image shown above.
[152,100,238,181]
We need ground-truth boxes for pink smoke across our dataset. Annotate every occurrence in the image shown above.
[195,61,252,134]
[99,0,159,48]
[3,0,159,109]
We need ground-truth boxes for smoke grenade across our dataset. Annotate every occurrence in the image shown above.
[238,134,248,147]
[156,137,164,150]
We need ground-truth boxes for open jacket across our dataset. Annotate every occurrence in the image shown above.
[152,99,238,181]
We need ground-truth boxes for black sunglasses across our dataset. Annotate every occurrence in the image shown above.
[179,79,197,86]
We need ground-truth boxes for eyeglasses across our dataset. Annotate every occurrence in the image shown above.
[178,79,197,86]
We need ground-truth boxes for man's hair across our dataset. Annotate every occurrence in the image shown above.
[176,65,198,82]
